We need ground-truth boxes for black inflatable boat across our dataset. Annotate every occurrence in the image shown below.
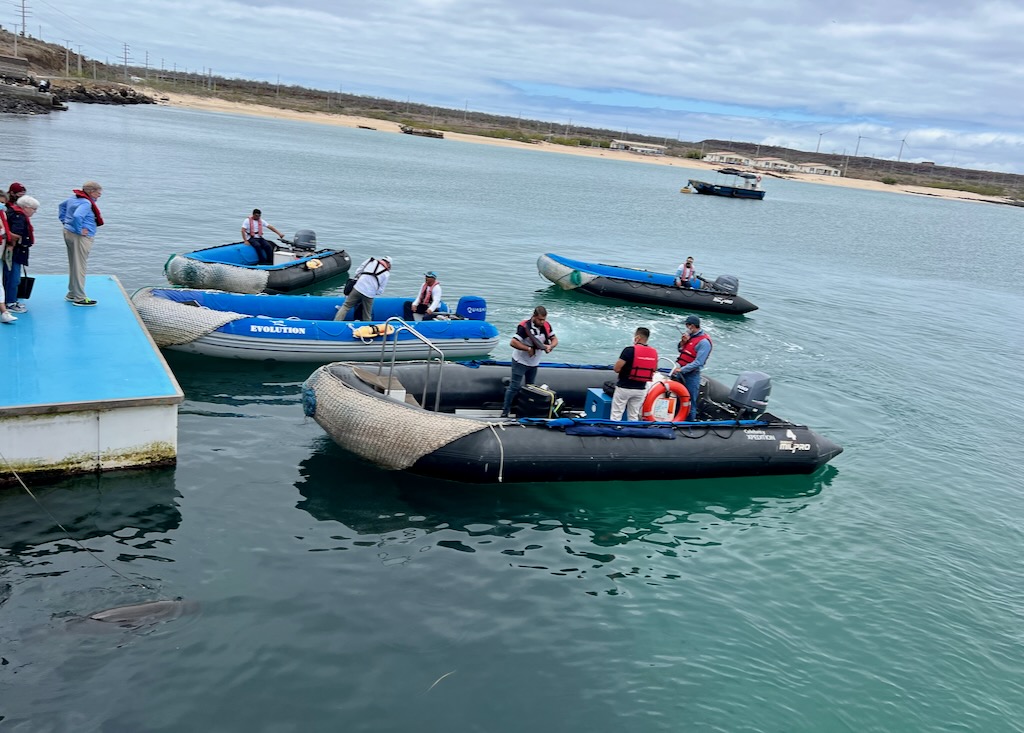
[537,253,758,315]
[164,230,351,294]
[302,360,842,484]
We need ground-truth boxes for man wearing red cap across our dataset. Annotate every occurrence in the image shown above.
[6,182,26,202]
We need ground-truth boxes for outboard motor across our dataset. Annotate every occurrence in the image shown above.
[728,371,771,419]
[291,229,318,251]
[712,274,740,295]
[456,295,487,321]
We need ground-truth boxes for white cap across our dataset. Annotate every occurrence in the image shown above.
[380,255,393,265]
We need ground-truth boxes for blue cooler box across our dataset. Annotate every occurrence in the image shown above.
[585,388,612,419]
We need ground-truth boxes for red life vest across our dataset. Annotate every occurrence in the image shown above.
[72,189,104,227]
[0,210,8,243]
[245,217,264,237]
[676,332,712,367]
[519,319,552,342]
[417,281,437,304]
[627,343,658,382]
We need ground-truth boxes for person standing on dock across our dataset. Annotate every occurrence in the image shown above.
[670,315,713,421]
[501,305,558,418]
[0,196,10,323]
[4,194,39,313]
[58,181,104,307]
[334,255,392,321]
[241,208,285,265]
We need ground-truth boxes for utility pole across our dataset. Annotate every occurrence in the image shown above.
[854,135,863,157]
[19,0,27,37]
[463,101,468,122]
[897,138,906,162]
[122,43,131,81]
[64,40,71,77]
[144,51,149,79]
[77,45,82,75]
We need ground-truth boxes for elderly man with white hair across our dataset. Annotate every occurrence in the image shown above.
[58,180,104,306]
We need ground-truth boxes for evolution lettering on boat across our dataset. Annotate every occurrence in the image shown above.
[744,429,777,441]
[249,323,308,335]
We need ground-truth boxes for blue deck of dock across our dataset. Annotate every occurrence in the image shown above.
[1,274,183,483]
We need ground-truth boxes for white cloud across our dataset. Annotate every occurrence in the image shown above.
[33,0,1024,171]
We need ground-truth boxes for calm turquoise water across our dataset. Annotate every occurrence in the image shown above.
[1,105,1023,732]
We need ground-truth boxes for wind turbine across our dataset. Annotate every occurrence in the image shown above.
[897,135,909,162]
[816,128,836,154]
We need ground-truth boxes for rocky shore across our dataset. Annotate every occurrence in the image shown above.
[0,80,155,115]
[50,81,155,106]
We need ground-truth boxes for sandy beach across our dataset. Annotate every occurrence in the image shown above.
[146,89,1012,205]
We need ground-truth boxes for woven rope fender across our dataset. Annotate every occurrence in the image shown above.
[303,365,489,471]
[536,255,597,290]
[131,287,249,347]
[164,254,270,294]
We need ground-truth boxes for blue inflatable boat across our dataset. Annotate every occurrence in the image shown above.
[131,288,500,362]
[164,230,351,294]
[537,252,758,315]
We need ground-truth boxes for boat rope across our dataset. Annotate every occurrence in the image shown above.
[486,423,506,483]
[0,448,156,591]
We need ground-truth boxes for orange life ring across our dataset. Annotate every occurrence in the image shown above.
[641,380,690,422]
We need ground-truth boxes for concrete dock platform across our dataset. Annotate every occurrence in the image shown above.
[0,274,183,485]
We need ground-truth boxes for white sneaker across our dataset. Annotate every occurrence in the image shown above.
[1,311,16,323]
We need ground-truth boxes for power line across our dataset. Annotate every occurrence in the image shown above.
[34,0,123,45]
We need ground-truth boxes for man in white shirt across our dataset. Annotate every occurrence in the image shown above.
[334,255,392,321]
[500,306,558,418]
[241,209,285,265]
[411,271,442,320]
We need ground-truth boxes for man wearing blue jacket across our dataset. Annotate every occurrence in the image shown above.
[58,181,104,306]
[670,314,713,421]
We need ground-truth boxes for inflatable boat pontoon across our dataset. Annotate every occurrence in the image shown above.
[164,230,351,294]
[537,253,758,315]
[302,360,842,483]
[132,288,499,362]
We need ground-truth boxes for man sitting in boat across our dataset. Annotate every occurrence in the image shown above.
[410,271,442,321]
[334,255,392,321]
[241,209,286,265]
[611,327,658,421]
[674,256,699,289]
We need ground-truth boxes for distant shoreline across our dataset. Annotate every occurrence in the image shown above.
[145,89,1014,206]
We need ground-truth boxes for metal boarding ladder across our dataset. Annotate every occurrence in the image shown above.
[375,316,446,412]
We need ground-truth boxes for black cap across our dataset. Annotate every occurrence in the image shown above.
[685,315,701,327]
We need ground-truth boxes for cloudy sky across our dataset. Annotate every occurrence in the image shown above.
[27,0,1024,173]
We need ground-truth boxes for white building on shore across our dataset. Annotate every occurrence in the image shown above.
[609,139,667,156]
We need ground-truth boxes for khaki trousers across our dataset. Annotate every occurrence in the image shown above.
[64,230,95,300]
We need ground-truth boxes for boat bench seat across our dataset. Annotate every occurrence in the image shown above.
[352,366,406,394]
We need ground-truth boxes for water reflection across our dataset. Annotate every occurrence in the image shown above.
[295,442,834,583]
[165,351,312,411]
[0,468,182,558]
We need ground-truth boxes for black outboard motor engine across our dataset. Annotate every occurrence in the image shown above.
[291,229,317,251]
[712,274,740,295]
[728,371,771,419]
